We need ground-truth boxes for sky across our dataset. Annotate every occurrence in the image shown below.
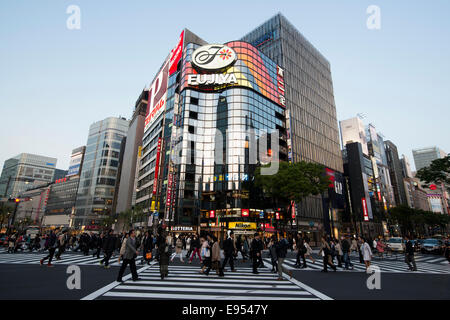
[1,0,449,172]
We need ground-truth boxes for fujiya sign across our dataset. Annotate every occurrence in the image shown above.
[192,44,237,71]
[188,73,237,86]
[188,44,238,87]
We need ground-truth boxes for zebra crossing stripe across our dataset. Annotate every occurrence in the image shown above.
[102,291,319,300]
[81,261,157,300]
[261,259,333,300]
[126,280,295,289]
[138,276,287,284]
[114,285,312,296]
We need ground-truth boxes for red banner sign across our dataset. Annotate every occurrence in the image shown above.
[152,138,162,195]
[169,30,184,76]
[362,198,369,221]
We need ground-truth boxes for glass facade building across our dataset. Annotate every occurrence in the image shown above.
[136,14,345,239]
[412,146,447,171]
[241,14,344,227]
[0,153,57,198]
[74,117,129,229]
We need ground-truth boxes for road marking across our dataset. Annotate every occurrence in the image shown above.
[81,261,156,300]
[102,291,319,300]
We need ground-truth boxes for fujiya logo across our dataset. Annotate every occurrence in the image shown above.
[192,44,237,71]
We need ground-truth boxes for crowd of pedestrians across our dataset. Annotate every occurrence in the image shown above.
[3,227,450,278]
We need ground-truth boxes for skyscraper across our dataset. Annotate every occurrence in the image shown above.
[242,13,344,234]
[74,117,128,229]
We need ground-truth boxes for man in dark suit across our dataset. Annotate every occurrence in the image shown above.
[222,231,236,272]
[250,233,262,274]
[100,230,116,268]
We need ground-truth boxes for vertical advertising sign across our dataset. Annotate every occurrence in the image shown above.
[277,66,286,107]
[291,200,296,219]
[169,30,185,76]
[145,59,170,132]
[152,138,162,195]
[362,198,369,221]
[325,168,335,188]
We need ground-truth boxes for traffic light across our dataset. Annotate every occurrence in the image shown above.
[15,198,20,203]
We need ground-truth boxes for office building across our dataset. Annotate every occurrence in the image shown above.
[412,146,447,171]
[74,117,129,230]
[0,153,57,198]
[43,147,86,228]
[135,14,345,241]
[114,89,148,223]
[340,117,369,156]
[385,140,408,207]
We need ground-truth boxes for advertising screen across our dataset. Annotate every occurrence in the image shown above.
[182,41,284,107]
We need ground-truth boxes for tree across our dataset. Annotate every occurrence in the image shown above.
[0,204,13,229]
[101,215,116,229]
[416,154,450,192]
[255,161,330,204]
[388,205,450,236]
[118,205,147,231]
[254,161,331,229]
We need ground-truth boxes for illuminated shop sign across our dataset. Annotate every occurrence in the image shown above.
[229,222,257,230]
[192,44,237,71]
[171,226,194,232]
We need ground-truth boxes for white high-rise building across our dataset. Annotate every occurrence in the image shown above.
[340,117,369,156]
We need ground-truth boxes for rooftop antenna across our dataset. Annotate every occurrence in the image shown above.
[357,113,366,120]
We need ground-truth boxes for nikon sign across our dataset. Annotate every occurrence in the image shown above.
[228,222,257,230]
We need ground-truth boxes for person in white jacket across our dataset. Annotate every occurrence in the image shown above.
[361,237,373,273]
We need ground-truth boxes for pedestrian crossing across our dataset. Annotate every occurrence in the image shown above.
[263,255,450,274]
[83,264,331,300]
[0,251,145,267]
